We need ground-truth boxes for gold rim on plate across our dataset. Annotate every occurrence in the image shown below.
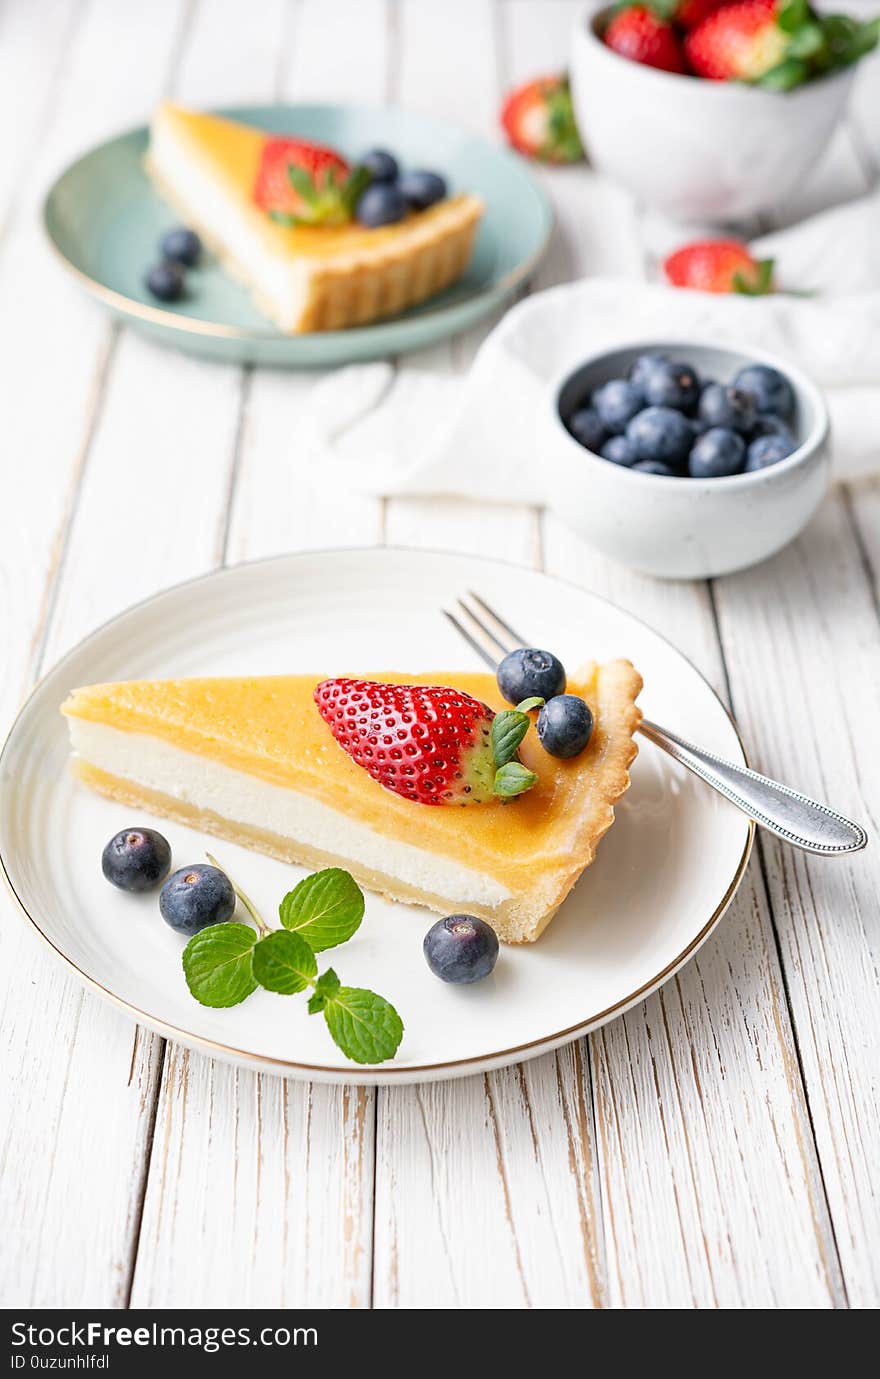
[0,548,754,1079]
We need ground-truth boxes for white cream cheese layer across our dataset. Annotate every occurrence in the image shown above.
[148,117,311,330]
[69,720,510,908]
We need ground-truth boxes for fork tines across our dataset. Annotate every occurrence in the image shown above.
[443,592,527,670]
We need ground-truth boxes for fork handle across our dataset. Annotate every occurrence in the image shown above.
[638,720,868,856]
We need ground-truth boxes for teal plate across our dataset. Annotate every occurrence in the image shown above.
[44,103,552,367]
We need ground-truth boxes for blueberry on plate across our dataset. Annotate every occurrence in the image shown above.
[688,427,746,478]
[361,148,399,182]
[102,827,171,892]
[600,434,638,467]
[626,405,693,466]
[698,382,755,434]
[750,414,793,442]
[497,647,566,703]
[745,433,797,471]
[592,379,644,434]
[641,360,700,412]
[159,864,236,936]
[398,170,447,210]
[733,364,794,419]
[537,695,594,759]
[355,182,407,227]
[145,262,185,302]
[567,406,606,453]
[423,914,499,984]
[632,459,678,476]
[160,226,202,267]
[628,352,669,391]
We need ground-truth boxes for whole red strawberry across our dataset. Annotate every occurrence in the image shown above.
[314,678,539,805]
[500,74,583,162]
[674,0,730,28]
[603,6,688,72]
[684,0,787,79]
[663,238,775,293]
[253,137,368,226]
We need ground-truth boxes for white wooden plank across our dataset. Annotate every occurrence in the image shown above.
[0,0,196,1310]
[0,0,81,234]
[375,1047,605,1308]
[542,516,844,1307]
[130,1050,375,1309]
[175,0,289,107]
[711,493,880,1308]
[846,478,880,600]
[129,0,389,1309]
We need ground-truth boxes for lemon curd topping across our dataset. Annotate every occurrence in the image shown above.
[152,105,470,258]
[62,669,638,894]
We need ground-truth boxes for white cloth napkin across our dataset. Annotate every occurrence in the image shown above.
[301,187,880,497]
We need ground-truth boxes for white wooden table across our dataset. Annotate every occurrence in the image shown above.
[2,0,879,1311]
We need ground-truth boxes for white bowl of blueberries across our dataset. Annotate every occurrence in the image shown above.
[549,342,830,579]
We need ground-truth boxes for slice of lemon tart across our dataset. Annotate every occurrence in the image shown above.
[62,664,641,943]
[146,103,485,333]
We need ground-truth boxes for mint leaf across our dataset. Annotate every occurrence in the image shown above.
[343,164,372,212]
[321,986,404,1064]
[491,709,531,768]
[182,923,257,1008]
[494,760,538,799]
[307,967,342,1014]
[279,868,365,951]
[287,164,319,205]
[516,696,544,714]
[268,209,297,227]
[252,929,317,995]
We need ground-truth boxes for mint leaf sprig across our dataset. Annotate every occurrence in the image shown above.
[182,860,404,1065]
[490,696,544,800]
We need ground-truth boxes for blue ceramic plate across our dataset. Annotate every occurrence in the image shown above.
[44,104,552,367]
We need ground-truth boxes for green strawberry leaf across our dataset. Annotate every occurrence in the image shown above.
[268,209,297,227]
[494,760,539,799]
[182,923,257,1008]
[321,986,404,1064]
[787,21,826,58]
[287,164,320,206]
[279,868,365,951]
[252,929,317,995]
[755,57,811,89]
[778,0,811,32]
[307,967,342,1014]
[733,258,775,296]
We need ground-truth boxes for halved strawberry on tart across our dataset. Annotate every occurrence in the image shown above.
[145,103,484,332]
[62,661,641,944]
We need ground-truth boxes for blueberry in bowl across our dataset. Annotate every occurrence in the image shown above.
[549,340,830,577]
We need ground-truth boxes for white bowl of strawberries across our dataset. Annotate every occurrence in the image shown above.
[570,0,877,220]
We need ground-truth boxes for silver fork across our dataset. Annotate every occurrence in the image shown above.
[444,592,868,857]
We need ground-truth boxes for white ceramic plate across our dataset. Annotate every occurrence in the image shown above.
[0,549,752,1084]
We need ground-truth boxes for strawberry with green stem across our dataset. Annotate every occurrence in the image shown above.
[500,74,584,162]
[685,0,879,88]
[663,238,775,294]
[253,135,371,226]
[314,678,543,805]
